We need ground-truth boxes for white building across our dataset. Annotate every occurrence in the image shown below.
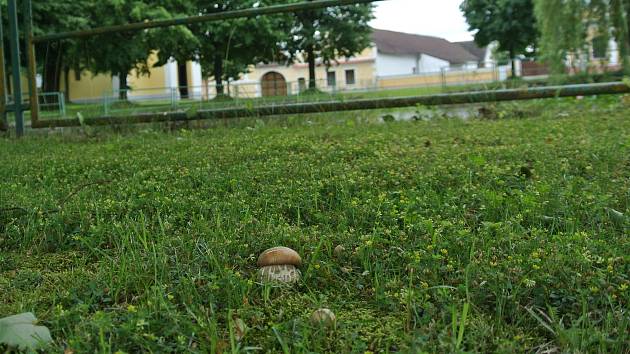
[372,29,483,77]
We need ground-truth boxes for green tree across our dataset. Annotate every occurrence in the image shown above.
[31,0,92,94]
[82,0,196,100]
[461,0,538,78]
[283,2,374,90]
[187,0,288,96]
[534,0,586,74]
[611,0,630,72]
[534,0,630,74]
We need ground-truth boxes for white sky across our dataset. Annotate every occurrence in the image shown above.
[371,0,474,42]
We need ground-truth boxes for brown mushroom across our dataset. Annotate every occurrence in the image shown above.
[257,247,302,284]
[333,245,345,258]
[310,308,336,327]
[257,247,302,267]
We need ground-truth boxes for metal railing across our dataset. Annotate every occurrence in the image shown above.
[6,91,66,117]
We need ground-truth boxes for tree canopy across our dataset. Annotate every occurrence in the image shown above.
[461,0,538,77]
[534,0,630,74]
[187,0,290,95]
[2,0,376,98]
[283,2,374,89]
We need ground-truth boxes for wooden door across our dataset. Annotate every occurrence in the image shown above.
[261,72,287,97]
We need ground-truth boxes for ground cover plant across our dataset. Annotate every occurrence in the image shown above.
[0,95,629,352]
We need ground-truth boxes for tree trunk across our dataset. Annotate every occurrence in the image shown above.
[214,53,224,96]
[64,68,70,103]
[627,7,630,72]
[509,48,517,79]
[42,45,62,93]
[118,72,128,101]
[306,44,317,89]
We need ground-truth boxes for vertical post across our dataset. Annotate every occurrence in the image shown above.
[0,6,8,131]
[8,0,23,136]
[171,87,177,109]
[103,92,110,116]
[59,92,66,117]
[24,0,39,125]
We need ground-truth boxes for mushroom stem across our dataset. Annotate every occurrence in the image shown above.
[258,264,301,284]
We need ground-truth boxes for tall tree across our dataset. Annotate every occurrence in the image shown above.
[461,0,538,78]
[188,0,289,96]
[83,0,196,100]
[611,0,630,72]
[283,2,374,90]
[533,0,586,74]
[31,1,92,94]
[534,0,630,74]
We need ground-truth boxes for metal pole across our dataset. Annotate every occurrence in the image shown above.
[33,0,383,43]
[8,0,23,136]
[0,6,8,131]
[24,0,39,125]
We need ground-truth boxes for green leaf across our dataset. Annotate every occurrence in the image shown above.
[0,313,53,350]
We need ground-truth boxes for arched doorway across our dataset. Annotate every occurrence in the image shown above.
[261,72,287,97]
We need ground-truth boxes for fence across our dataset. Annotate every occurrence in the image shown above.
[376,66,503,90]
[24,56,628,122]
[6,91,66,119]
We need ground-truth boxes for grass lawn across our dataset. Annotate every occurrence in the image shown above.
[1,96,629,352]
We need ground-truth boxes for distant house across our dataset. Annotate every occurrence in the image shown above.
[371,29,481,76]
[238,28,495,96]
[454,41,493,68]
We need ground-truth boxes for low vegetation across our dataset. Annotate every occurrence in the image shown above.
[1,96,629,352]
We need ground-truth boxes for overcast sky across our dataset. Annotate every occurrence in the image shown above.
[371,0,474,42]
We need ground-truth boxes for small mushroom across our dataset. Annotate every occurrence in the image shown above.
[333,245,345,258]
[257,247,302,284]
[310,308,336,327]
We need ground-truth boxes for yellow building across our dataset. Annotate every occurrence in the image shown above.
[61,52,203,103]
[233,47,378,97]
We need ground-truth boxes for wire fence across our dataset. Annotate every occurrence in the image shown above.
[24,55,627,122]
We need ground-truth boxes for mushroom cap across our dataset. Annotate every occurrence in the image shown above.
[333,245,345,257]
[258,264,301,284]
[310,308,336,326]
[257,247,302,267]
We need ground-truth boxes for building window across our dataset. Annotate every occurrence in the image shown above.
[592,36,608,59]
[345,70,356,85]
[74,70,81,81]
[298,77,306,91]
[327,71,336,87]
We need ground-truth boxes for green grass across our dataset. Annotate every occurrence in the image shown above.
[1,96,629,353]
